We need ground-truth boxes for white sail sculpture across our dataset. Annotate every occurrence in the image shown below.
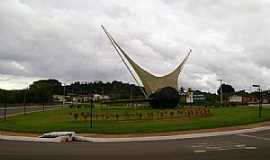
[102,25,191,97]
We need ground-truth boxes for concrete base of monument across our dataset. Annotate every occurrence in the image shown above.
[1,121,270,143]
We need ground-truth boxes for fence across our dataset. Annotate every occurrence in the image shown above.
[0,104,63,120]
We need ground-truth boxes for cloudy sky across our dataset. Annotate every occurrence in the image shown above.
[0,0,269,93]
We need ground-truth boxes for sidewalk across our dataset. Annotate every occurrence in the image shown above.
[1,121,270,143]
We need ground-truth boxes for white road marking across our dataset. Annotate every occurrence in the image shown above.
[238,133,270,141]
[206,146,221,149]
[194,150,207,153]
[218,148,231,151]
[191,142,257,153]
[192,145,204,148]
[245,147,257,150]
[235,144,246,148]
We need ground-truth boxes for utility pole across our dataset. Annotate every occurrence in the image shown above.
[218,79,223,105]
[63,83,66,109]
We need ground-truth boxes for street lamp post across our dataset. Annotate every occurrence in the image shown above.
[63,83,66,109]
[130,86,133,107]
[252,84,262,118]
[90,99,93,128]
[23,86,28,115]
[4,90,7,120]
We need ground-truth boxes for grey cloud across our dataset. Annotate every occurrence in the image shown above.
[0,0,269,92]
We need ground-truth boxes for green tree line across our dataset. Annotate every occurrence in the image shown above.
[0,79,144,104]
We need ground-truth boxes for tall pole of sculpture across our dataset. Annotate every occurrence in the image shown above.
[101,25,148,97]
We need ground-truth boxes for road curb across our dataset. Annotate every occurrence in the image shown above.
[75,126,270,143]
[1,126,270,143]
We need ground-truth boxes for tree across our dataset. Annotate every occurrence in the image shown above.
[179,87,185,93]
[217,84,235,103]
[217,84,235,95]
[29,79,62,103]
[0,79,146,104]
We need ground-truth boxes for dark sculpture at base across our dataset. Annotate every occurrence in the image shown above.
[149,87,179,109]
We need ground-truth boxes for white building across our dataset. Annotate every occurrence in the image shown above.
[228,95,242,103]
[53,95,65,102]
[92,94,110,101]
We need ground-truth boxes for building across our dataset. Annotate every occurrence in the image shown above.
[53,95,65,103]
[53,94,111,103]
[92,94,110,101]
[228,95,242,103]
[228,95,258,104]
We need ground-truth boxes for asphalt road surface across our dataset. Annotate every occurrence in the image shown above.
[1,129,270,160]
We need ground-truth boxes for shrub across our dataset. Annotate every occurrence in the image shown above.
[147,112,153,119]
[139,113,143,119]
[81,112,89,120]
[73,113,79,120]
[160,112,164,118]
[170,111,174,117]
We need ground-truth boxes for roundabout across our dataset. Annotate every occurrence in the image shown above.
[1,105,270,135]
[1,105,270,160]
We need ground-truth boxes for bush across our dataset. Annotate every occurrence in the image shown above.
[81,112,89,120]
[170,111,174,117]
[139,113,143,119]
[73,113,79,120]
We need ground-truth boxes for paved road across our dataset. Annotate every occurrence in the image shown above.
[1,129,270,160]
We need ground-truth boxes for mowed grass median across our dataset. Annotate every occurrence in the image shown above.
[0,106,270,134]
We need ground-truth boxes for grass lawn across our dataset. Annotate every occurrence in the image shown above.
[0,106,270,134]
